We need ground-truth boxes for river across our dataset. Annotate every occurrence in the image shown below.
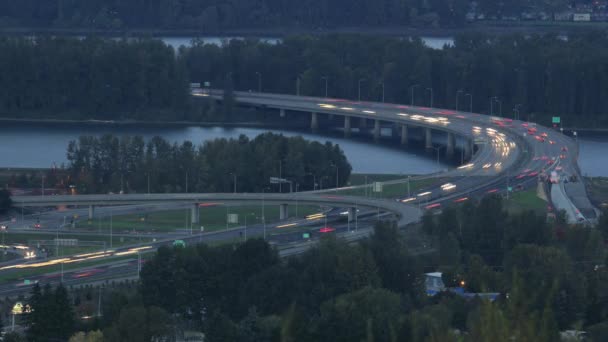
[160,36,454,50]
[1,122,606,177]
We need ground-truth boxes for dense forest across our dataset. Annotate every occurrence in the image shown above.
[62,133,351,194]
[0,0,579,30]
[2,32,608,126]
[12,195,607,341]
[0,37,189,120]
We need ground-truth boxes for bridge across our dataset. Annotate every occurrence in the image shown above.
[193,90,594,223]
[11,91,594,224]
[11,193,423,229]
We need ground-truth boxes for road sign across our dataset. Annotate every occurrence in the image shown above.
[552,116,561,124]
[508,186,513,192]
[302,233,310,239]
[173,240,186,248]
[270,177,289,184]
[373,182,383,193]
[227,213,239,224]
[204,81,210,87]
[200,226,205,232]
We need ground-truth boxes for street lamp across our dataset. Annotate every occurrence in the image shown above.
[331,163,339,191]
[426,88,434,108]
[465,93,473,112]
[358,78,366,101]
[262,187,270,240]
[306,173,317,191]
[455,90,464,111]
[380,81,385,103]
[490,96,499,116]
[514,104,522,120]
[255,72,262,92]
[410,84,420,106]
[296,76,301,96]
[321,76,329,97]
[229,173,237,193]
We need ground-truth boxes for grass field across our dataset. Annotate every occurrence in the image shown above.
[76,204,323,234]
[506,188,547,214]
[338,176,445,199]
[585,177,608,207]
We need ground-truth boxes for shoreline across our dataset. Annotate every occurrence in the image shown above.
[0,117,301,129]
[1,22,607,38]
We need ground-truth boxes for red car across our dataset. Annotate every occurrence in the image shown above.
[528,171,539,177]
[319,227,335,233]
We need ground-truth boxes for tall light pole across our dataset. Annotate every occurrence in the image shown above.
[380,81,385,103]
[358,78,366,101]
[426,88,434,108]
[514,104,522,120]
[465,93,473,112]
[229,173,237,193]
[496,99,502,117]
[255,72,262,92]
[331,163,339,190]
[455,90,463,111]
[296,76,301,96]
[321,76,329,97]
[490,96,498,116]
[410,84,420,106]
[262,187,269,240]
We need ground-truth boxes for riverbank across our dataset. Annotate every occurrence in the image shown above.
[1,21,607,39]
[0,117,301,129]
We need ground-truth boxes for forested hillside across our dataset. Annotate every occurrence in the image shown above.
[2,32,608,126]
[0,0,588,30]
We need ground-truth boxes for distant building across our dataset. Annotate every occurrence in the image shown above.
[424,272,500,301]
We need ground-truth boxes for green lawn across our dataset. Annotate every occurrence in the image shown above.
[506,188,547,214]
[337,177,446,199]
[76,205,322,233]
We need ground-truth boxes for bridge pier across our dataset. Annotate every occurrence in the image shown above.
[311,112,318,132]
[425,128,433,149]
[401,124,409,146]
[280,108,286,117]
[191,204,200,225]
[344,116,351,138]
[279,204,289,220]
[464,139,473,161]
[447,132,455,158]
[88,205,95,220]
[373,120,380,141]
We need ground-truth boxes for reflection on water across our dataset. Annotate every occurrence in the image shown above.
[0,122,441,175]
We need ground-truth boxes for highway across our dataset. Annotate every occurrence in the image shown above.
[0,90,592,291]
[199,90,590,221]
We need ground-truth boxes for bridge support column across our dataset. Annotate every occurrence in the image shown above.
[344,116,351,138]
[191,204,200,225]
[348,207,356,222]
[280,108,286,117]
[425,128,433,149]
[373,120,380,141]
[279,204,289,220]
[88,205,95,220]
[464,139,472,161]
[447,132,455,158]
[401,124,409,146]
[311,112,318,132]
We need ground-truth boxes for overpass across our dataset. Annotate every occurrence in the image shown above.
[11,193,423,229]
[194,90,593,223]
[11,91,593,224]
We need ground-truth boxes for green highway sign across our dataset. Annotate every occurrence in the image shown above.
[552,116,561,124]
[508,186,513,192]
[302,233,310,239]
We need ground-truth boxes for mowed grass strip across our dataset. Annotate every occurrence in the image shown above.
[76,205,323,233]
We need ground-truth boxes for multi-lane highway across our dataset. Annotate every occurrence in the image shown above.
[0,90,593,293]
[198,90,591,221]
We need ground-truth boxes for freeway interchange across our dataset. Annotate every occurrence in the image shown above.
[0,90,591,294]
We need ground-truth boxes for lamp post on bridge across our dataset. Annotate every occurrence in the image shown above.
[255,72,262,92]
[455,89,464,111]
[465,93,473,112]
[410,84,420,106]
[426,87,434,108]
[321,76,329,97]
[358,78,366,102]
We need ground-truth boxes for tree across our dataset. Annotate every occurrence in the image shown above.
[104,305,171,342]
[0,189,11,215]
[315,287,403,342]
